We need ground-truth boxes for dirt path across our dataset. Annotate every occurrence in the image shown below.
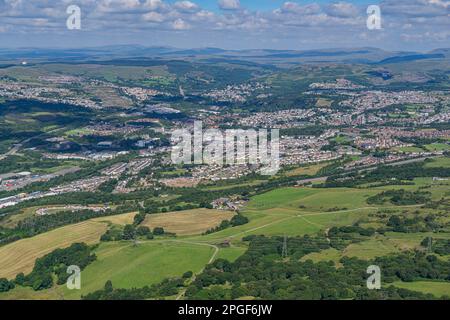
[171,240,220,300]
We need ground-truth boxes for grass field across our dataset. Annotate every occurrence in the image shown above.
[425,143,450,152]
[0,206,38,228]
[392,281,450,298]
[0,221,108,279]
[425,156,450,168]
[60,241,216,299]
[192,187,382,242]
[393,146,425,153]
[301,248,342,265]
[247,187,377,212]
[142,209,235,236]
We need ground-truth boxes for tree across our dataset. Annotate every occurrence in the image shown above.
[136,226,151,237]
[0,278,14,292]
[122,225,136,240]
[15,273,26,286]
[153,227,165,236]
[104,280,113,293]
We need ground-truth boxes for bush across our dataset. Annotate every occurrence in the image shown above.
[153,227,165,236]
[0,278,15,292]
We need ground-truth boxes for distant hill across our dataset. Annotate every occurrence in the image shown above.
[0,46,448,66]
[377,54,446,64]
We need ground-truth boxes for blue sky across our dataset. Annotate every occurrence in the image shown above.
[0,0,448,50]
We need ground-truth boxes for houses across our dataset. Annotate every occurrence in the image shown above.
[211,197,247,211]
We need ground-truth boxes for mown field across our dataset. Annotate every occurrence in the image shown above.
[0,221,108,279]
[141,209,235,236]
[60,241,217,299]
[392,281,450,298]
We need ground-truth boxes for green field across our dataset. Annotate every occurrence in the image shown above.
[392,281,450,298]
[425,156,450,168]
[425,143,450,152]
[393,146,425,153]
[61,241,216,299]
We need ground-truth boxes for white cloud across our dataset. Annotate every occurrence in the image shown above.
[143,0,166,11]
[142,11,165,22]
[218,0,240,10]
[174,1,199,13]
[172,18,190,30]
[325,2,359,18]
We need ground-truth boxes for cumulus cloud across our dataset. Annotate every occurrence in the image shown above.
[174,1,199,13]
[142,11,165,22]
[218,0,240,10]
[325,2,360,18]
[0,0,448,50]
[172,18,190,30]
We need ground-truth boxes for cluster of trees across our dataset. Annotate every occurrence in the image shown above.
[328,225,376,250]
[203,214,249,235]
[280,126,327,137]
[8,243,96,292]
[100,224,156,242]
[367,189,431,206]
[184,236,449,300]
[421,237,450,256]
[98,179,118,193]
[424,198,450,211]
[0,278,15,292]
[82,278,185,300]
[386,214,441,233]
[321,162,450,188]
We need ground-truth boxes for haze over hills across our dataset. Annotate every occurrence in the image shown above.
[1,46,449,66]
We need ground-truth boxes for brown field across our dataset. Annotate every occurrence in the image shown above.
[142,209,235,236]
[284,163,327,177]
[0,221,107,279]
[160,177,201,188]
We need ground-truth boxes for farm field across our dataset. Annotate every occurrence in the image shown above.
[92,212,137,226]
[0,221,108,279]
[425,156,450,168]
[392,281,450,298]
[283,163,328,177]
[60,241,217,299]
[141,209,235,236]
[194,187,385,242]
[425,143,450,152]
[247,187,378,212]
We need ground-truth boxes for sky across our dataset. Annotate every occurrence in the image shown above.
[0,0,448,51]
